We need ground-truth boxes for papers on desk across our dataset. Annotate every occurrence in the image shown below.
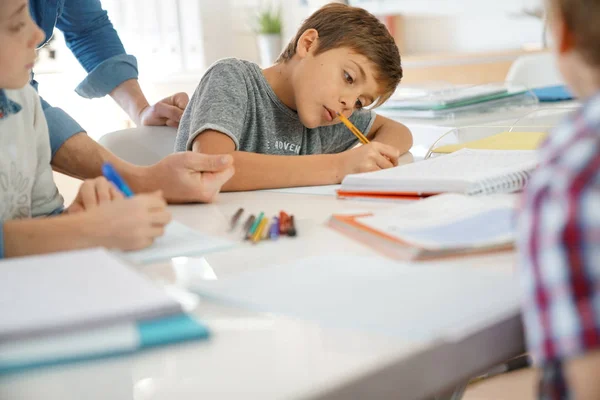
[192,254,521,342]
[122,220,234,264]
[379,83,537,120]
[0,248,209,373]
[385,84,510,110]
[329,194,517,260]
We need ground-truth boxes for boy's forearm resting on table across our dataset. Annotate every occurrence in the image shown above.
[368,115,413,154]
[192,131,342,191]
[2,214,96,258]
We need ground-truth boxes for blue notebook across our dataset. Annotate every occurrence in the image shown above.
[532,85,573,102]
[0,248,210,374]
[0,314,209,374]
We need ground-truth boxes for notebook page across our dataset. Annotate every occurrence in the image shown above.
[122,221,234,264]
[355,194,516,249]
[341,149,538,193]
[357,193,517,229]
[0,248,181,341]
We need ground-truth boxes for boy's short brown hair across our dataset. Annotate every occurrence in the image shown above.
[278,3,402,107]
[548,0,600,66]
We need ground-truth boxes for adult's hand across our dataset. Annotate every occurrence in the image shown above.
[133,152,235,203]
[139,92,190,128]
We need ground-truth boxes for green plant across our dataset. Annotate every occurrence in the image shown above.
[253,4,282,35]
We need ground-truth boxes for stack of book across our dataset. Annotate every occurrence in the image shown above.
[378,83,538,119]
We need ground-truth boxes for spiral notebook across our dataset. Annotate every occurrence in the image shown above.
[338,149,538,199]
[0,248,209,373]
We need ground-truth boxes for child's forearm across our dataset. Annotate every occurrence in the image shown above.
[371,123,413,154]
[367,114,413,154]
[3,214,94,258]
[220,151,342,191]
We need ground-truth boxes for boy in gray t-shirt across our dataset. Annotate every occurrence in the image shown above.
[176,3,413,191]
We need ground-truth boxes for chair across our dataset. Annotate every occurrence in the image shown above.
[98,126,177,166]
[505,52,564,89]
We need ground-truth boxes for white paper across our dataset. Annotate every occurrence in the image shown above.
[357,193,517,248]
[192,254,521,342]
[0,249,180,341]
[122,221,234,264]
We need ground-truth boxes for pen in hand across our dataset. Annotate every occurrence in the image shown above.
[102,162,134,197]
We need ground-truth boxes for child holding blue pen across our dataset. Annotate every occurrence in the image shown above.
[0,0,170,258]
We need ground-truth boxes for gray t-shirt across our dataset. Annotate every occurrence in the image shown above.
[175,58,376,155]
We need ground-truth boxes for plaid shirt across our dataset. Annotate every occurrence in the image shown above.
[518,94,600,400]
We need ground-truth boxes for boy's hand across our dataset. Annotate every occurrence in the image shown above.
[68,177,124,213]
[84,191,171,251]
[337,142,400,178]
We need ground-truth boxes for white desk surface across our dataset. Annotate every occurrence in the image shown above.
[0,156,525,400]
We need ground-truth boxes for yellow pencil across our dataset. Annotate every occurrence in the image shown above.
[252,217,268,243]
[336,112,370,144]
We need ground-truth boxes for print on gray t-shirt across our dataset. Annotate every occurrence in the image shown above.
[175,58,376,155]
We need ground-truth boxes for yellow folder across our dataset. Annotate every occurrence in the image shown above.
[433,131,548,154]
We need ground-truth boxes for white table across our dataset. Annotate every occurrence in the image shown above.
[0,183,524,400]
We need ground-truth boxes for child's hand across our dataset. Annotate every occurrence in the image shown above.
[68,177,124,213]
[337,142,400,178]
[84,191,171,251]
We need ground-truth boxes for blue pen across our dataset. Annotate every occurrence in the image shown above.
[102,162,134,197]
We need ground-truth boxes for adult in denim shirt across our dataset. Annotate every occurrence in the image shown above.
[30,0,234,203]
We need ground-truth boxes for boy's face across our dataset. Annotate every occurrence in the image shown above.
[291,41,383,129]
[0,0,44,89]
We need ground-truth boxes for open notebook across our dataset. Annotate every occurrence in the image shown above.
[338,148,538,198]
[329,193,517,260]
[0,248,209,373]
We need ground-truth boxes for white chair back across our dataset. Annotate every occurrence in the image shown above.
[506,52,563,89]
[98,126,177,166]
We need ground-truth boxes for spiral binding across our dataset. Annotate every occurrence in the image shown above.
[466,169,533,196]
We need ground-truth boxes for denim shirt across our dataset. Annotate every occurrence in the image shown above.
[30,0,139,156]
[0,90,22,120]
